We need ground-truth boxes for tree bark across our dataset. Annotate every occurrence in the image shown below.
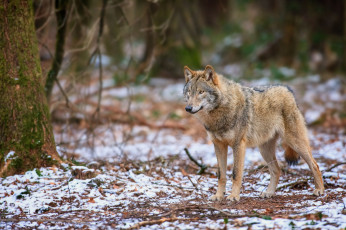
[0,0,61,176]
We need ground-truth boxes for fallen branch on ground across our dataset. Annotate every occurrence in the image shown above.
[155,203,262,219]
[247,164,267,174]
[184,148,208,174]
[205,203,260,218]
[324,162,346,172]
[128,217,198,229]
[151,181,196,190]
[277,179,309,190]
[0,218,92,224]
[186,174,199,191]
[51,181,68,190]
[188,163,216,175]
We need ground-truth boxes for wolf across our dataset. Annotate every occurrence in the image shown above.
[183,65,324,201]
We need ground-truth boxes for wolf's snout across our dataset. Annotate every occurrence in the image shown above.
[185,105,193,113]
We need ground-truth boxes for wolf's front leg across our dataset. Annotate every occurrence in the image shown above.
[227,139,246,201]
[210,141,228,201]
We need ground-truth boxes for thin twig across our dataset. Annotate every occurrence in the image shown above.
[64,19,100,55]
[55,77,70,108]
[37,41,54,59]
[0,218,92,224]
[86,0,108,154]
[277,179,309,190]
[51,181,68,190]
[184,148,208,174]
[205,203,262,218]
[155,203,262,219]
[94,0,108,116]
[67,175,72,211]
[151,182,195,190]
[35,1,54,33]
[128,217,198,229]
[186,174,199,191]
[324,162,346,172]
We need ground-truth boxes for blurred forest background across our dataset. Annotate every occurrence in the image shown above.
[33,0,346,154]
[36,0,345,86]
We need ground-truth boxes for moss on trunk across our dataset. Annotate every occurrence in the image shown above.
[0,0,61,176]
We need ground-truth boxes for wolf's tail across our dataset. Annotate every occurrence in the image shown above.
[283,144,300,166]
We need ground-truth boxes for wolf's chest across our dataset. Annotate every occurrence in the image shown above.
[207,129,237,145]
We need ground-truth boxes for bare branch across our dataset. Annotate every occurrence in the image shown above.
[324,162,346,172]
[184,148,208,175]
[129,217,198,229]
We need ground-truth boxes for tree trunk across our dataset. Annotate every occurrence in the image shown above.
[45,0,69,101]
[0,0,61,176]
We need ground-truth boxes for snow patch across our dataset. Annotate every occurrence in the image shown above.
[4,150,15,162]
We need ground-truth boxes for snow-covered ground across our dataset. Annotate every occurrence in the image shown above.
[1,74,345,229]
[0,135,345,229]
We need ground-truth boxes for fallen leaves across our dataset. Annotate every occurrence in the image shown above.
[71,167,98,179]
[88,197,95,203]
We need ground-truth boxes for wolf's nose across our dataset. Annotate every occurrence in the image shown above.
[185,105,192,113]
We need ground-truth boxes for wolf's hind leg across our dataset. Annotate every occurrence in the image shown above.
[283,110,324,196]
[285,136,324,196]
[210,141,228,201]
[259,135,281,198]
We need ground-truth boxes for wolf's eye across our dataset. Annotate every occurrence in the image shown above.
[199,90,204,94]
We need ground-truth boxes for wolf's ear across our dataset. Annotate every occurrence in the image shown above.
[204,65,219,85]
[184,66,194,83]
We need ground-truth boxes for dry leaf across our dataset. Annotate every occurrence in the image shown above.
[122,212,129,218]
[98,187,106,197]
[113,184,119,189]
[51,166,58,172]
[181,168,188,176]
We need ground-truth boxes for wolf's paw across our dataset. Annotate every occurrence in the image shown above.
[313,189,324,196]
[260,192,275,198]
[210,194,224,201]
[226,194,240,202]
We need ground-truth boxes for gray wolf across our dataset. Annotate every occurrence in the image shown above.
[183,65,324,201]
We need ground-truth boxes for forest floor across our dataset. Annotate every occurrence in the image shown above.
[1,73,345,229]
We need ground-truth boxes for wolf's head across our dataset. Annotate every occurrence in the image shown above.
[183,65,222,114]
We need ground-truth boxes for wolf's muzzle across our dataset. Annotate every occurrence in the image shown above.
[185,105,203,114]
[185,105,193,113]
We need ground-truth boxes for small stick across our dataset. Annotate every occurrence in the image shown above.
[128,217,198,229]
[277,179,308,190]
[0,218,92,224]
[184,148,208,175]
[51,181,68,190]
[324,162,346,172]
[151,182,195,190]
[186,174,199,191]
[205,203,260,218]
